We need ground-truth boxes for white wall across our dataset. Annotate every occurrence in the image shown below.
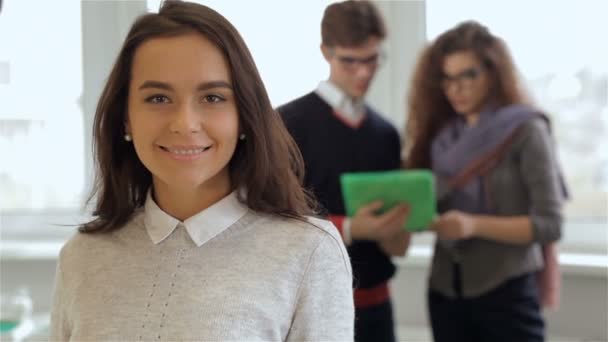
[367,0,427,134]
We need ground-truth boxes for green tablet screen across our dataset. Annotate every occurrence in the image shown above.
[340,169,436,232]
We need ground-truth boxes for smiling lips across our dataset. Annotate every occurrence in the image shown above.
[158,144,212,161]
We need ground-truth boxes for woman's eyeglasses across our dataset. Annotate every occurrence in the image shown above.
[440,66,484,90]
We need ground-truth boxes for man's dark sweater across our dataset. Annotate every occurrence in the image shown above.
[279,92,401,289]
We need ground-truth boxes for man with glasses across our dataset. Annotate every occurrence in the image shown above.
[278,1,409,341]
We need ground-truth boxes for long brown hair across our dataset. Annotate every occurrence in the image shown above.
[82,1,315,233]
[405,20,529,169]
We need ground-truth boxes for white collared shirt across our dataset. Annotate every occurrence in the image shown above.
[315,80,366,127]
[144,190,248,247]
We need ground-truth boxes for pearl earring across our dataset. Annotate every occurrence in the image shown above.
[124,133,132,142]
[239,133,246,141]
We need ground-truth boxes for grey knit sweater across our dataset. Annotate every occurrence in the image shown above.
[50,192,354,341]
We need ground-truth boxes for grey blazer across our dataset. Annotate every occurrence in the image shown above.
[430,117,565,298]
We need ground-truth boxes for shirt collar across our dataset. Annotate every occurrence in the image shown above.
[144,190,248,247]
[315,80,366,124]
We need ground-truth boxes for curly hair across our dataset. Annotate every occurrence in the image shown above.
[404,20,529,168]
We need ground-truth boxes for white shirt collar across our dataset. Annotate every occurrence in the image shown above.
[144,190,248,247]
[315,80,366,125]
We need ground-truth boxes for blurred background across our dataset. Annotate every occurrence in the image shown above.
[1,0,606,341]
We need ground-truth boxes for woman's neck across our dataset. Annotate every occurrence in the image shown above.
[464,112,480,127]
[152,176,232,221]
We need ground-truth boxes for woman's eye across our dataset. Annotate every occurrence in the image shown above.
[462,68,480,80]
[145,95,170,104]
[203,94,224,103]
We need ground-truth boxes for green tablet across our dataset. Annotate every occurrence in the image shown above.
[340,169,436,232]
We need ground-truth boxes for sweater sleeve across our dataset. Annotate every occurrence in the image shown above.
[49,254,71,341]
[286,230,354,341]
[519,118,565,244]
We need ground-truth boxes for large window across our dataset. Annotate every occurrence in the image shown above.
[3,0,603,254]
[1,0,335,240]
[0,1,85,211]
[427,0,607,252]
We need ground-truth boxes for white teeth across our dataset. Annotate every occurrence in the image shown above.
[167,148,206,155]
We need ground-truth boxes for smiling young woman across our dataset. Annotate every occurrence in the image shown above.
[125,32,240,221]
[48,1,354,341]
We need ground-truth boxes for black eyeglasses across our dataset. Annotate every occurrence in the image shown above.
[331,50,386,71]
[440,66,484,90]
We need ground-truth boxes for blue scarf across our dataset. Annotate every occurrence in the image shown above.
[431,104,545,214]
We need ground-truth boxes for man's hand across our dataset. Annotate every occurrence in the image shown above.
[379,231,411,256]
[350,201,410,241]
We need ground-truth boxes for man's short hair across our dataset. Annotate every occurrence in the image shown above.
[321,0,386,48]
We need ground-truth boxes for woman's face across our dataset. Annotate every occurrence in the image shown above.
[126,32,239,195]
[441,50,492,116]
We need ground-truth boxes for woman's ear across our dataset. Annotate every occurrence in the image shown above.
[124,119,131,135]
